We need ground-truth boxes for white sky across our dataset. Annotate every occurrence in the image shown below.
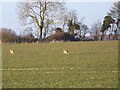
[0,0,117,2]
[0,0,118,33]
[66,2,114,27]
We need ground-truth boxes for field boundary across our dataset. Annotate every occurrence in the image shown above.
[1,67,118,73]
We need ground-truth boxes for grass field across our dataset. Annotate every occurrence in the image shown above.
[2,41,118,88]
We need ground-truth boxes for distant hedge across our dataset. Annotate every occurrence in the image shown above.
[1,28,17,43]
[1,28,38,43]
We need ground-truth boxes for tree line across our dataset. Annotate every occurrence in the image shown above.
[1,28,38,43]
[1,1,120,43]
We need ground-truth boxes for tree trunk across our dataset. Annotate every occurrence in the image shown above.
[38,26,43,42]
[114,29,117,40]
[37,25,43,42]
[101,32,104,41]
[39,28,42,41]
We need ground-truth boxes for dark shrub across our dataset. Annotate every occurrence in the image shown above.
[44,32,75,42]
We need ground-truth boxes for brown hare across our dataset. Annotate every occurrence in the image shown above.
[9,49,14,54]
[63,48,69,55]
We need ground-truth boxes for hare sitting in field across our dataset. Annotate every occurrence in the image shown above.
[9,49,14,54]
[63,48,69,55]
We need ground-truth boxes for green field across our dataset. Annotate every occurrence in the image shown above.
[2,41,118,88]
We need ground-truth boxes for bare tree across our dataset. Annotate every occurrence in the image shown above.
[17,0,65,41]
[81,24,89,40]
[108,1,120,23]
[59,9,69,30]
[108,1,120,39]
[67,10,79,34]
[91,20,101,40]
[68,10,78,24]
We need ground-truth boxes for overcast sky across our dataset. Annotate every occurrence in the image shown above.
[0,0,118,34]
